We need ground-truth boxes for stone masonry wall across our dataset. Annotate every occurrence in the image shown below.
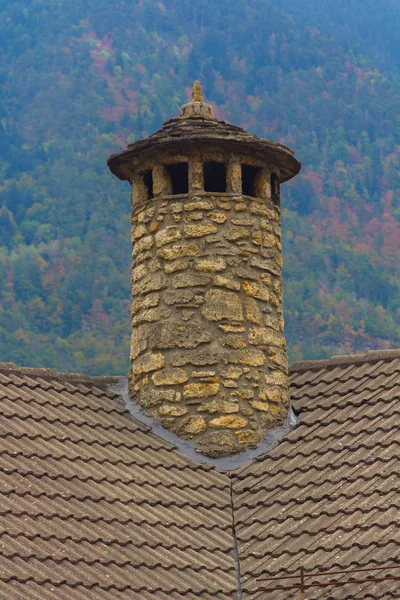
[129,155,290,458]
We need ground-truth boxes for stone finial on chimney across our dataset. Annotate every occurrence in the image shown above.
[180,80,215,120]
[191,80,203,102]
[107,89,301,457]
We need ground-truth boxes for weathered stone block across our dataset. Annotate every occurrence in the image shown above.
[207,211,227,224]
[202,289,243,321]
[230,349,265,366]
[172,345,225,366]
[183,382,220,398]
[132,235,154,255]
[148,258,162,273]
[164,258,189,273]
[195,257,226,272]
[268,348,289,370]
[259,386,287,404]
[132,353,165,376]
[221,365,243,379]
[222,380,239,388]
[196,430,239,457]
[149,321,212,349]
[171,271,211,288]
[184,201,214,211]
[132,307,171,326]
[155,226,182,247]
[130,324,149,360]
[158,404,188,417]
[152,368,189,386]
[243,280,270,302]
[157,243,200,260]
[263,313,284,331]
[230,388,254,399]
[244,367,261,381]
[134,250,152,264]
[192,370,216,378]
[264,370,288,386]
[232,266,258,280]
[139,387,176,408]
[224,226,250,241]
[235,430,261,445]
[177,415,207,435]
[131,375,148,393]
[184,212,204,222]
[209,415,248,428]
[170,202,183,213]
[217,201,231,210]
[250,400,270,411]
[232,218,253,226]
[163,289,195,305]
[131,292,159,316]
[249,327,285,347]
[200,400,239,414]
[132,224,147,240]
[184,222,218,237]
[244,297,263,324]
[258,412,280,429]
[221,335,247,349]
[269,403,287,421]
[250,202,269,216]
[219,324,245,333]
[149,221,159,232]
[132,264,147,283]
[132,272,166,296]
[213,275,241,291]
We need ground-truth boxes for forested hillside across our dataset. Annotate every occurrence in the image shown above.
[2,0,400,374]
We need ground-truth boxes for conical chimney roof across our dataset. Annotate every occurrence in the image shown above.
[107,82,301,182]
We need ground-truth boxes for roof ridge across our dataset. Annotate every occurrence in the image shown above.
[290,348,400,373]
[0,362,120,386]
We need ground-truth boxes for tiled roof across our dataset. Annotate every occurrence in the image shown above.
[0,364,236,599]
[233,350,400,599]
[0,350,399,599]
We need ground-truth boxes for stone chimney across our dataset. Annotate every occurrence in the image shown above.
[107,82,301,457]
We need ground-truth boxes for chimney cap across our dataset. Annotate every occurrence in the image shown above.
[107,85,301,182]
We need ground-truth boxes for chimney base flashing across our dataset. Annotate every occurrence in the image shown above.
[111,378,297,471]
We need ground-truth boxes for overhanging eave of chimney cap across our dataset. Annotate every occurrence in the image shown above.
[107,117,301,182]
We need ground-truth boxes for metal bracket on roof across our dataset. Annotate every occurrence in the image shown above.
[257,564,400,594]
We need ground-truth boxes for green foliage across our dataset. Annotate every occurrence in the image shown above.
[1,0,400,373]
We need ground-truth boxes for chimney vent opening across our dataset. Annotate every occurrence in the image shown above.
[271,173,280,206]
[204,161,227,193]
[143,170,154,199]
[242,164,261,197]
[167,163,189,195]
